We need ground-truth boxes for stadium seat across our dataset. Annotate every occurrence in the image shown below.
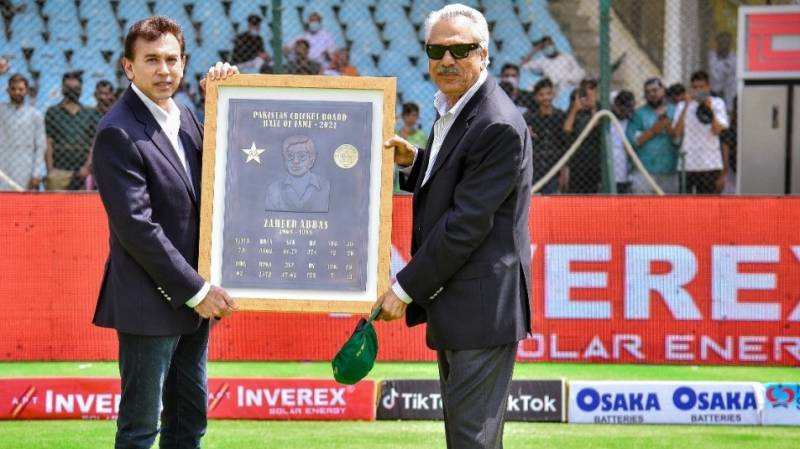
[409,0,445,26]
[348,47,377,76]
[79,0,115,20]
[116,0,151,23]
[34,73,65,110]
[49,12,83,51]
[374,2,406,25]
[345,19,383,56]
[10,10,44,47]
[192,0,227,23]
[336,2,371,28]
[42,0,78,21]
[483,1,516,22]
[229,0,265,23]
[201,15,235,50]
[187,44,220,79]
[383,19,421,58]
[377,50,413,78]
[86,15,121,49]
[28,44,67,74]
[280,3,305,44]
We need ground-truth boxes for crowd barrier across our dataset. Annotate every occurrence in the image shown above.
[1,193,799,365]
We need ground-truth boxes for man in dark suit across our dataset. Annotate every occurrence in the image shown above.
[373,4,532,449]
[91,16,238,449]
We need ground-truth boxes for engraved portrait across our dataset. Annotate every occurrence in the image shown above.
[265,135,331,213]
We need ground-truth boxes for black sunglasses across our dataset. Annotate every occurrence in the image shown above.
[425,43,480,60]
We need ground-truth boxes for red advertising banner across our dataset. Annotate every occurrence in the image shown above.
[1,194,799,366]
[523,197,800,366]
[0,378,375,421]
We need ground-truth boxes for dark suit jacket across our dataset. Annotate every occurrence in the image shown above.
[397,77,533,351]
[92,87,206,336]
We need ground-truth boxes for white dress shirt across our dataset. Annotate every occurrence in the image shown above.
[391,70,489,304]
[0,102,46,189]
[130,83,210,308]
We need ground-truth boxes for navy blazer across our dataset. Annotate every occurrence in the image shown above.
[92,87,206,336]
[397,77,533,351]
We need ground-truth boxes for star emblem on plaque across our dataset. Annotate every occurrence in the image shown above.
[241,141,266,164]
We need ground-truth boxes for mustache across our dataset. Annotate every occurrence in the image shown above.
[437,66,460,75]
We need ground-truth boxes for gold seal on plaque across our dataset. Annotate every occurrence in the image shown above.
[333,144,359,169]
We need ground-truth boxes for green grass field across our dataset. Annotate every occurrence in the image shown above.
[1,361,798,449]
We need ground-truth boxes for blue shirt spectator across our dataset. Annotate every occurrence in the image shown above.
[625,78,679,194]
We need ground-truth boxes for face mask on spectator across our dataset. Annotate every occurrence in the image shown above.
[63,87,81,103]
[544,46,557,58]
[309,20,321,33]
[502,76,518,89]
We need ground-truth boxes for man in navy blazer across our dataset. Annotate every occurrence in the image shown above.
[92,16,238,449]
[374,5,532,449]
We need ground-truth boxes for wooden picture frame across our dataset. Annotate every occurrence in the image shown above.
[199,74,396,313]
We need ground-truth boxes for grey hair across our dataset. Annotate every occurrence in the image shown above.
[424,3,490,68]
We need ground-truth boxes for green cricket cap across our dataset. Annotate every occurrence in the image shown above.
[332,308,380,385]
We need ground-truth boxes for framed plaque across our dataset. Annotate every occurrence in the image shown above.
[199,75,396,313]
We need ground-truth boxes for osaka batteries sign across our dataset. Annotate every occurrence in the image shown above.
[568,381,763,425]
[0,378,375,420]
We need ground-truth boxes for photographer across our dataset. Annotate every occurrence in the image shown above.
[672,70,729,194]
[562,78,601,193]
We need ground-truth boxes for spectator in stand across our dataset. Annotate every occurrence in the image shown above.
[610,90,635,194]
[324,48,359,76]
[520,36,584,99]
[84,80,117,190]
[286,12,336,65]
[562,78,601,193]
[0,0,24,32]
[524,77,566,194]
[673,70,729,194]
[0,56,8,74]
[499,63,534,115]
[91,80,116,117]
[709,31,736,113]
[0,74,46,190]
[395,102,428,192]
[232,14,270,74]
[44,72,96,190]
[666,82,686,106]
[285,39,322,75]
[625,77,679,194]
[397,102,428,148]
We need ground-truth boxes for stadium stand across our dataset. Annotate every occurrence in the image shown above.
[0,0,577,114]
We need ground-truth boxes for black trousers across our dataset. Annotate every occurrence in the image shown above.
[685,170,721,194]
[437,343,517,449]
